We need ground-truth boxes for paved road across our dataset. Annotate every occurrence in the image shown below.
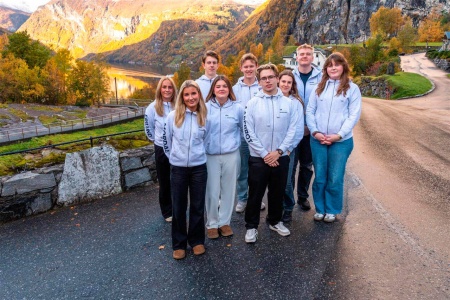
[316,53,450,299]
[0,182,351,299]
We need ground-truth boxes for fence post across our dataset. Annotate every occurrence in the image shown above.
[22,128,24,139]
[90,136,93,147]
[82,119,84,128]
[35,126,38,135]
[7,131,10,141]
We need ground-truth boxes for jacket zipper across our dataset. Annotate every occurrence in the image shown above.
[187,112,192,167]
[326,81,336,135]
[219,105,222,155]
[271,96,275,151]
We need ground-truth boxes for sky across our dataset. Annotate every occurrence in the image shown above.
[0,0,51,13]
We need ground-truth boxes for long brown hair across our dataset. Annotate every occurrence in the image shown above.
[205,75,236,102]
[278,70,304,108]
[155,76,177,117]
[315,52,350,97]
[174,80,207,128]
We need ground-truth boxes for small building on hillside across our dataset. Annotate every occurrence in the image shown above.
[283,48,327,70]
[442,32,450,51]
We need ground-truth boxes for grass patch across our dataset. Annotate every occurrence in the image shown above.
[25,105,64,113]
[0,119,149,176]
[38,115,66,125]
[7,108,34,122]
[447,74,450,79]
[0,103,8,109]
[383,72,432,99]
[0,114,11,120]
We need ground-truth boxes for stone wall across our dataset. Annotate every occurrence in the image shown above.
[0,144,157,223]
[433,58,450,72]
[357,76,393,99]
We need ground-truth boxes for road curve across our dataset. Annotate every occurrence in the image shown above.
[315,52,450,299]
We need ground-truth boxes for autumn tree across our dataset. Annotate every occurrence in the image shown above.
[418,10,445,42]
[173,62,191,89]
[369,6,405,40]
[67,60,109,106]
[397,19,418,52]
[2,31,51,69]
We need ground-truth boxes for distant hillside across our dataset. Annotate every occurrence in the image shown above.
[0,6,29,32]
[19,0,255,59]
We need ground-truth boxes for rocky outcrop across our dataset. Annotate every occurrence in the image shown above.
[0,145,157,223]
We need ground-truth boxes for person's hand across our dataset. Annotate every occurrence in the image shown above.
[314,132,328,144]
[264,151,280,166]
[324,134,342,145]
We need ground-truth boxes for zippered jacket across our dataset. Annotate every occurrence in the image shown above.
[288,95,304,152]
[232,76,260,110]
[162,109,209,167]
[144,101,173,147]
[243,88,299,158]
[293,66,322,109]
[306,79,362,141]
[196,75,218,99]
[205,99,244,155]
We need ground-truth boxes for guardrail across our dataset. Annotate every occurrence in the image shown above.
[0,107,146,144]
[0,130,144,157]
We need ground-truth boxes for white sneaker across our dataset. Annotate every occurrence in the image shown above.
[324,214,336,223]
[314,213,324,221]
[260,202,266,210]
[269,222,290,236]
[165,216,173,222]
[235,201,247,213]
[245,229,258,243]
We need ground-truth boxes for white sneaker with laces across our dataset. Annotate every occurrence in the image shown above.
[269,222,290,236]
[235,201,247,213]
[245,229,258,243]
[324,214,336,223]
[314,213,324,221]
[260,202,266,210]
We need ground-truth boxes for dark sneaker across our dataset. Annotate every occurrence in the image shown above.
[297,198,311,211]
[282,210,293,223]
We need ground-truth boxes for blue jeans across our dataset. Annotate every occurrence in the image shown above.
[170,164,207,250]
[310,137,353,215]
[236,139,250,202]
[283,150,297,211]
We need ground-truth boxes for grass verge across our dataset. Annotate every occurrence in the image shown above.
[383,72,432,99]
[0,119,149,176]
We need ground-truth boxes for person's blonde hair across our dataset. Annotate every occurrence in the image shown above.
[256,63,279,80]
[296,43,314,55]
[174,80,207,128]
[205,75,236,102]
[239,53,258,68]
[316,52,350,97]
[155,76,177,117]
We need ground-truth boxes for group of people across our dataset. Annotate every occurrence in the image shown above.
[144,45,362,260]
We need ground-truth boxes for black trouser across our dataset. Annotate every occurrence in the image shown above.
[154,145,172,219]
[170,164,207,250]
[294,134,313,200]
[245,156,290,229]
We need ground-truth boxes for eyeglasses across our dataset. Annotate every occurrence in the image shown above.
[260,75,276,82]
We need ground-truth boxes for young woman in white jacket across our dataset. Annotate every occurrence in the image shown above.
[144,76,177,222]
[163,80,209,260]
[204,76,244,239]
[306,52,362,223]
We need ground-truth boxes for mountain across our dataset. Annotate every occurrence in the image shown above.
[0,6,30,32]
[212,0,450,57]
[0,1,50,13]
[18,0,256,59]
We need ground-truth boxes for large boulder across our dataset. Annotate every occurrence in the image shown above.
[58,145,122,205]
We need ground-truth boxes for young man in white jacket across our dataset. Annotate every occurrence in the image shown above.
[195,50,220,99]
[243,64,299,243]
